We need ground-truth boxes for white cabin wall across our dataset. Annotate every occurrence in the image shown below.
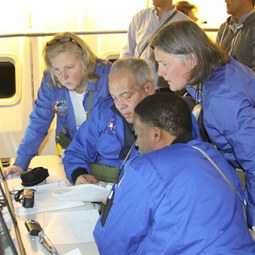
[0,0,151,159]
[0,2,32,158]
[173,0,229,41]
[96,0,148,56]
[176,0,229,27]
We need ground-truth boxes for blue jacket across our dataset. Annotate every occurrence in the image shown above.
[186,58,255,226]
[63,97,201,184]
[63,97,138,184]
[14,60,111,170]
[94,138,255,254]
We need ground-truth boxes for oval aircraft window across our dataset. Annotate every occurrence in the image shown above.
[0,54,21,106]
[0,62,15,98]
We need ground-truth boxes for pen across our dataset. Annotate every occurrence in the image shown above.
[39,231,58,255]
[108,190,113,199]
[100,182,117,227]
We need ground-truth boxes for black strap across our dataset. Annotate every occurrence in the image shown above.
[120,143,134,168]
[139,10,178,58]
[14,189,24,203]
[86,91,93,121]
[192,146,247,222]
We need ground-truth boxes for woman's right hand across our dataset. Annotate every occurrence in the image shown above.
[5,165,25,177]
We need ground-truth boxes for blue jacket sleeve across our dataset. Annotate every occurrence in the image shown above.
[63,101,107,184]
[93,164,155,255]
[14,74,55,170]
[204,93,255,225]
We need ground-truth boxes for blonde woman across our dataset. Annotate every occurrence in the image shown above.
[6,32,111,176]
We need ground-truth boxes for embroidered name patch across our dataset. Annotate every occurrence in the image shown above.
[52,100,68,114]
[105,118,116,134]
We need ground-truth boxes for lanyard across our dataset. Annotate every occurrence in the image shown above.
[192,146,247,222]
[100,143,135,227]
[139,10,177,58]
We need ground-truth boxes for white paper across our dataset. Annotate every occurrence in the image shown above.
[14,182,84,216]
[44,210,100,244]
[64,248,83,255]
[52,183,111,202]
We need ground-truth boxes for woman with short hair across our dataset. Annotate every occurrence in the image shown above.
[151,20,255,232]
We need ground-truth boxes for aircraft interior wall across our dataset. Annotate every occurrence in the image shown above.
[0,0,232,159]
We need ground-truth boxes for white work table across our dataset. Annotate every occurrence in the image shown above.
[5,155,100,255]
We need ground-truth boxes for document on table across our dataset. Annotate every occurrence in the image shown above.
[43,210,100,244]
[52,183,112,202]
[14,182,84,216]
[64,248,83,255]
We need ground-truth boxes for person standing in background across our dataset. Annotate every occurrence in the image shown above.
[175,1,198,22]
[217,0,255,72]
[120,0,191,90]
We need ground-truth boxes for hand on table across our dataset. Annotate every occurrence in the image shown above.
[5,165,24,177]
[75,174,98,185]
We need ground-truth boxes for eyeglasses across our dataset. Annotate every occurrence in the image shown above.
[46,37,81,48]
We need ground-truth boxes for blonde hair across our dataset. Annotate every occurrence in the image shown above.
[43,32,106,89]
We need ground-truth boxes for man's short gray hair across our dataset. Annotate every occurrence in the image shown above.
[109,57,154,89]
